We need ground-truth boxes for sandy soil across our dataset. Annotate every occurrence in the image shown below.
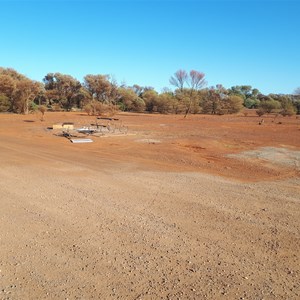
[0,111,299,299]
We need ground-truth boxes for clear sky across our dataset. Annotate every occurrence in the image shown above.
[0,0,299,94]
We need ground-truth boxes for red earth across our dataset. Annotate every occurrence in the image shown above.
[0,111,299,299]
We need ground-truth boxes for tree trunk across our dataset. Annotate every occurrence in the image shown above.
[184,102,191,118]
[23,99,29,115]
[184,90,194,118]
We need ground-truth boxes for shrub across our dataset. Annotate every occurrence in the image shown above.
[259,99,280,113]
[38,105,47,121]
[83,100,118,116]
[256,108,265,117]
[280,107,296,117]
[226,95,244,114]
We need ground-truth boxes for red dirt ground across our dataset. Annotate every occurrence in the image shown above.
[0,111,299,299]
[1,111,299,181]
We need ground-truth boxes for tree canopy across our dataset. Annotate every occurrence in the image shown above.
[0,66,299,116]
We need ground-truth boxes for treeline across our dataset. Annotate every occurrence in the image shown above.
[0,67,299,116]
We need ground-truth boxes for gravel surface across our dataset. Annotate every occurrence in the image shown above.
[228,147,300,170]
[0,112,300,299]
[1,163,299,299]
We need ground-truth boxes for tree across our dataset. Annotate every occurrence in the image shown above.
[228,85,260,108]
[244,98,260,109]
[189,70,206,90]
[117,87,145,112]
[0,68,41,114]
[131,84,144,97]
[294,100,300,115]
[271,94,296,116]
[170,69,206,117]
[259,99,281,114]
[0,67,26,81]
[224,95,244,114]
[0,74,16,111]
[83,74,115,104]
[229,85,251,99]
[294,87,300,95]
[156,92,177,114]
[175,88,201,115]
[75,87,92,109]
[183,70,206,117]
[142,89,159,112]
[44,73,82,110]
[169,70,188,92]
[14,79,41,114]
[0,74,16,97]
[0,69,25,112]
[199,87,243,115]
[280,104,296,116]
[0,94,10,112]
[200,89,222,114]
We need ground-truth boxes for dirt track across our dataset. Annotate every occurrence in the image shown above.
[0,112,300,299]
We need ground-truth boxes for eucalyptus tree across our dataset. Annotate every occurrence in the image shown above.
[200,88,222,114]
[0,67,41,113]
[14,79,42,114]
[117,87,145,112]
[0,73,16,111]
[83,74,119,104]
[157,92,177,114]
[43,73,82,110]
[228,85,260,108]
[0,94,10,112]
[141,89,159,112]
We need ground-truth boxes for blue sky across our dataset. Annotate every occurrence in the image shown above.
[0,0,299,94]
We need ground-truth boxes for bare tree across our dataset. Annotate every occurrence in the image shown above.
[189,70,206,90]
[295,87,300,95]
[169,70,188,91]
[170,69,206,117]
